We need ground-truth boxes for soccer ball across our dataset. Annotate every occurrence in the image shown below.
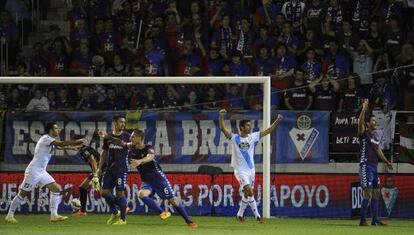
[70,198,81,212]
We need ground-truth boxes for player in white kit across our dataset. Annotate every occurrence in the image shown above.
[219,109,282,223]
[5,122,87,223]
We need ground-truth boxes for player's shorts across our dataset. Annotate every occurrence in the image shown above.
[20,168,55,191]
[234,170,255,189]
[140,177,174,200]
[359,163,379,189]
[102,171,127,191]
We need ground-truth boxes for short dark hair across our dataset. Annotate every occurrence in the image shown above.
[72,134,85,140]
[239,120,251,129]
[114,115,125,122]
[365,114,375,123]
[133,129,145,139]
[45,122,57,134]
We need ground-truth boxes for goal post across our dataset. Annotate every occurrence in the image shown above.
[0,76,272,218]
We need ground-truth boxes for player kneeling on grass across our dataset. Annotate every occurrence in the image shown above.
[100,129,198,228]
[5,122,87,223]
[219,109,283,224]
[71,135,101,216]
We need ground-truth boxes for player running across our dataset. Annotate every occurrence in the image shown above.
[71,134,101,216]
[219,109,283,224]
[97,115,131,225]
[99,129,198,228]
[358,99,393,226]
[5,122,87,223]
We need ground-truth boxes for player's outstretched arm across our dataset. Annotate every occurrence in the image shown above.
[130,153,155,168]
[219,109,232,139]
[98,130,127,147]
[52,138,87,148]
[260,114,283,138]
[357,99,369,136]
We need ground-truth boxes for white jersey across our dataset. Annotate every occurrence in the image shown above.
[230,131,260,174]
[26,134,56,171]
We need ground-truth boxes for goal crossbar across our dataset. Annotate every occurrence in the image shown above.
[0,76,272,218]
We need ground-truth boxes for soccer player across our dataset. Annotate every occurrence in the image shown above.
[100,129,198,228]
[219,109,283,223]
[97,115,131,225]
[358,99,393,226]
[71,135,101,216]
[4,122,87,223]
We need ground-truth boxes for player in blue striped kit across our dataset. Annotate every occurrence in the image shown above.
[97,115,131,225]
[358,99,393,226]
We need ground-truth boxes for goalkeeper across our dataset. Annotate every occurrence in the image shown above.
[72,134,101,216]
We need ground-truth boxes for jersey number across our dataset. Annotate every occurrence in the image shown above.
[117,178,123,185]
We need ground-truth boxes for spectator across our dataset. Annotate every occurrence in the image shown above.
[0,10,18,66]
[297,28,324,57]
[183,90,201,112]
[385,15,405,62]
[202,86,221,110]
[339,21,360,50]
[304,0,326,37]
[47,89,57,110]
[253,27,276,56]
[48,38,71,76]
[253,46,275,77]
[324,0,344,36]
[366,20,385,57]
[7,88,25,111]
[284,68,313,110]
[277,21,299,55]
[309,74,340,111]
[25,89,49,111]
[105,54,130,76]
[67,0,87,33]
[324,39,349,80]
[90,18,105,54]
[346,39,374,96]
[271,44,296,91]
[98,18,121,66]
[234,17,254,57]
[302,48,322,83]
[70,19,91,49]
[254,0,281,29]
[29,42,48,76]
[75,86,94,111]
[69,40,93,76]
[338,73,362,113]
[137,37,168,76]
[176,39,202,76]
[350,0,372,34]
[139,86,162,110]
[204,47,224,76]
[43,24,66,52]
[0,84,7,110]
[161,85,181,110]
[211,15,234,60]
[281,0,305,34]
[369,75,397,112]
[104,87,125,110]
[223,84,246,111]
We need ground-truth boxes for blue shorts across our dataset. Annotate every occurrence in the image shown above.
[359,164,379,189]
[102,171,127,191]
[140,177,174,200]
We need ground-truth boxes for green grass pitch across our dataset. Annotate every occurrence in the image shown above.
[1,214,413,235]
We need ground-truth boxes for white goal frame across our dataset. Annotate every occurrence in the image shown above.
[0,76,272,218]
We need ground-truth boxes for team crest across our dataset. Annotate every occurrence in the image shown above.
[381,187,399,216]
[289,115,319,160]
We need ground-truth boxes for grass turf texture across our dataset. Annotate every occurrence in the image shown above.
[1,214,413,235]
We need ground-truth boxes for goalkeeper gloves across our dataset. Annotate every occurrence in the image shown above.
[91,174,100,191]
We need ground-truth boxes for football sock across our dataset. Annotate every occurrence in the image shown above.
[103,193,118,214]
[7,194,24,217]
[237,196,249,217]
[79,187,87,212]
[360,198,370,221]
[141,196,163,214]
[50,192,62,217]
[174,203,191,223]
[371,198,379,222]
[118,196,127,221]
[247,196,261,218]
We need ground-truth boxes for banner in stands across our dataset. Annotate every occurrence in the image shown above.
[331,113,359,152]
[4,111,277,164]
[0,173,412,218]
[276,111,329,163]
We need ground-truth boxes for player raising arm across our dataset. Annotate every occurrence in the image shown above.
[5,122,87,223]
[357,99,393,226]
[219,109,283,223]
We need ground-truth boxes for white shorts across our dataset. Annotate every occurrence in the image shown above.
[20,168,55,191]
[234,171,255,189]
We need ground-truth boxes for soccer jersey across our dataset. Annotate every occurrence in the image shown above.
[103,132,131,173]
[230,131,260,174]
[79,145,100,169]
[359,131,380,166]
[27,134,55,170]
[128,145,164,182]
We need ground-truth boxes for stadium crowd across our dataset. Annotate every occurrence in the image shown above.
[0,0,413,112]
